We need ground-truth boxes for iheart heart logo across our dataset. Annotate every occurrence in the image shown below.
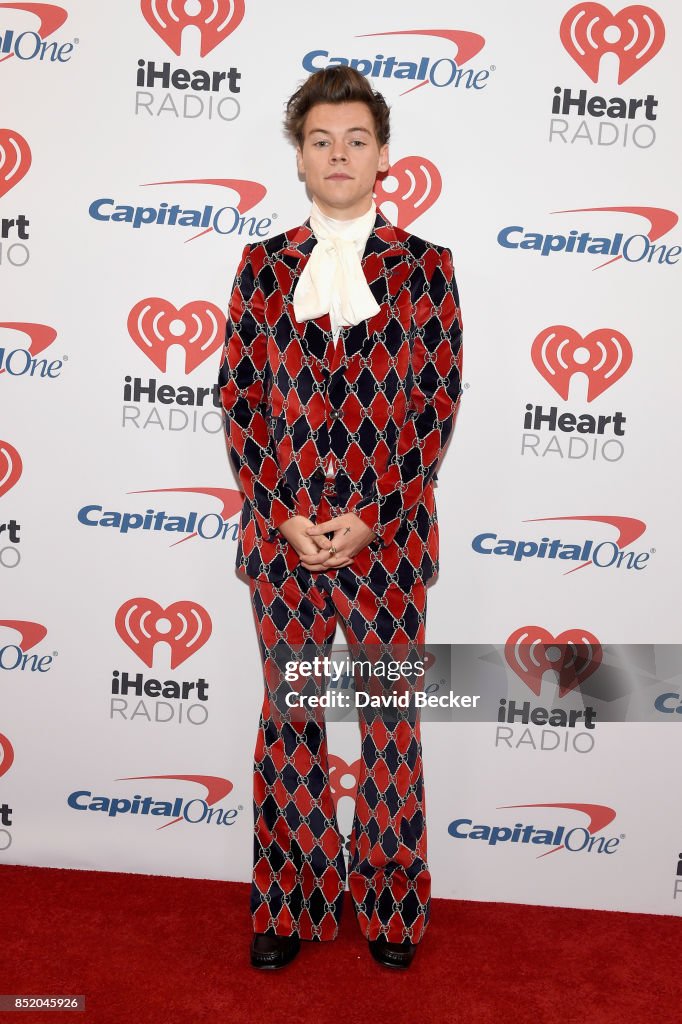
[0,733,14,778]
[140,0,245,57]
[328,754,360,812]
[115,597,212,669]
[531,325,633,401]
[560,4,665,84]
[127,299,226,373]
[0,439,22,498]
[0,129,31,199]
[375,156,442,229]
[505,626,602,697]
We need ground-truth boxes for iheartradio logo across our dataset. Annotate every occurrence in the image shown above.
[375,156,442,229]
[0,439,22,498]
[115,597,212,669]
[560,3,665,83]
[328,754,359,812]
[127,298,225,373]
[140,0,245,57]
[0,732,14,778]
[531,325,633,401]
[0,128,31,199]
[505,626,602,697]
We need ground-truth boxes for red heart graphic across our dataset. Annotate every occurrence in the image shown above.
[560,4,665,84]
[328,754,360,812]
[531,325,633,401]
[0,129,31,199]
[140,0,245,57]
[505,626,602,697]
[115,597,212,669]
[0,439,22,498]
[375,156,442,229]
[0,733,14,779]
[127,298,225,373]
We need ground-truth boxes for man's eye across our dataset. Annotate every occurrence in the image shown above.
[350,140,366,146]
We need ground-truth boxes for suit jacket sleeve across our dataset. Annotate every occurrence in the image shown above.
[218,243,298,542]
[347,245,463,547]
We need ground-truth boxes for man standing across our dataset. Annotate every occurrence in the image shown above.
[218,66,463,970]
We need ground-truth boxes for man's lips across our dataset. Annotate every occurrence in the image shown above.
[326,173,352,180]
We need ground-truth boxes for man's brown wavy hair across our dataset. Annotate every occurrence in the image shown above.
[284,66,391,148]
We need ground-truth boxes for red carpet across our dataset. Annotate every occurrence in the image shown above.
[1,864,680,1023]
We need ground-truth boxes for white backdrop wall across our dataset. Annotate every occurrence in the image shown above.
[1,1,681,917]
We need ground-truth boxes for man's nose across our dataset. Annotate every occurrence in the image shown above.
[330,144,348,162]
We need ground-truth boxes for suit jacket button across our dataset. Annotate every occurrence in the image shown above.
[329,409,341,420]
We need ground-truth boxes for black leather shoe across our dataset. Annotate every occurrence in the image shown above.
[368,935,418,969]
[250,931,301,970]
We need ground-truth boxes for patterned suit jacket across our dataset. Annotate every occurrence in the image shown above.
[218,207,463,590]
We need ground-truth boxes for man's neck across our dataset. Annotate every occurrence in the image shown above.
[311,197,374,221]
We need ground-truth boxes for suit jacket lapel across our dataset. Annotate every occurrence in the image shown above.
[279,208,412,361]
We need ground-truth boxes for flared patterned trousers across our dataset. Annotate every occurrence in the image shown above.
[246,482,431,943]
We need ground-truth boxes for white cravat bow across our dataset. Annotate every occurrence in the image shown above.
[292,200,380,335]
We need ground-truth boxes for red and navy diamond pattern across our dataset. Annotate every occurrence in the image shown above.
[248,547,430,943]
[218,207,463,587]
[219,208,463,945]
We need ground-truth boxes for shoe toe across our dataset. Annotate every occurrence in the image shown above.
[368,936,417,969]
[250,932,300,970]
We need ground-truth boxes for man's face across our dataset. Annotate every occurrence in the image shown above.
[295,101,389,220]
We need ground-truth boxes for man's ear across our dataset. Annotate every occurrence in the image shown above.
[378,144,389,174]
[295,146,304,176]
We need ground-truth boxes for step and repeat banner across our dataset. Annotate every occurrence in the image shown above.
[2,1,681,917]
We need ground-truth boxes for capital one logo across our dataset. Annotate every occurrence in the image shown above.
[115,597,212,669]
[0,618,47,652]
[127,486,243,545]
[0,439,22,498]
[375,156,442,229]
[0,2,68,63]
[141,0,245,57]
[472,514,650,574]
[560,3,665,83]
[0,731,14,777]
[0,321,59,378]
[127,298,225,373]
[89,178,269,242]
[114,774,233,828]
[531,325,633,401]
[505,626,602,697]
[0,128,31,198]
[303,28,491,98]
[498,206,679,270]
[449,803,620,858]
[0,322,57,365]
[0,620,52,673]
[357,28,487,96]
